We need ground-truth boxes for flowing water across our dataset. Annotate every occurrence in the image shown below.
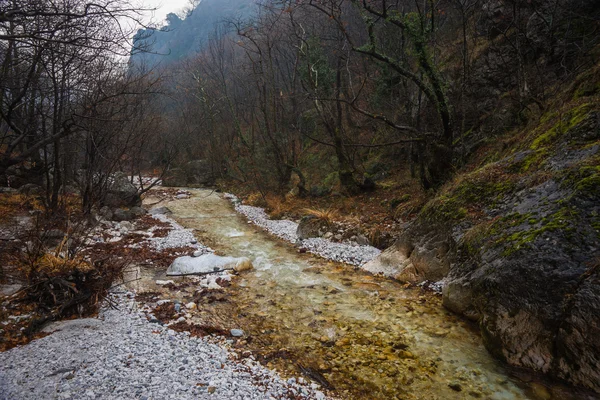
[132,189,590,400]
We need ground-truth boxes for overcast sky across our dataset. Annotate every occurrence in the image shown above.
[141,0,192,26]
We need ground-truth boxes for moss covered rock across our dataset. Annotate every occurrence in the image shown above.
[382,101,600,392]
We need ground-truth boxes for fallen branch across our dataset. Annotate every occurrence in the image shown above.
[166,269,228,277]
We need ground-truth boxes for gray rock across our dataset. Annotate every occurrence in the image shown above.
[130,206,147,217]
[0,187,17,194]
[162,168,187,187]
[442,278,478,321]
[119,221,134,232]
[230,329,244,337]
[296,216,330,240]
[41,318,103,333]
[104,172,141,208]
[149,206,172,215]
[166,254,253,276]
[18,183,43,196]
[362,240,414,281]
[112,209,134,222]
[184,160,215,187]
[355,234,370,246]
[0,284,22,297]
[99,206,113,220]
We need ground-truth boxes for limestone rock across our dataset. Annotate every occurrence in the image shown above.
[149,206,172,215]
[162,168,187,187]
[233,258,253,273]
[362,234,450,283]
[296,216,330,240]
[362,241,413,280]
[184,160,215,186]
[104,172,141,208]
[112,209,134,222]
[166,254,253,276]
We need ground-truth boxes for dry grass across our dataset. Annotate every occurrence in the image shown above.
[0,193,44,222]
[303,207,338,224]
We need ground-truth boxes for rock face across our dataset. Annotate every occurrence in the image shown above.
[363,230,452,283]
[104,172,141,208]
[387,104,600,392]
[166,254,253,276]
[162,160,215,187]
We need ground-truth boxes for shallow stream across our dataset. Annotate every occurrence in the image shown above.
[132,189,587,400]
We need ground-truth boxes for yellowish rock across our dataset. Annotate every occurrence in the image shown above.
[233,258,254,272]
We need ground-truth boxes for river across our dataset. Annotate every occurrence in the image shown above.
[129,189,584,400]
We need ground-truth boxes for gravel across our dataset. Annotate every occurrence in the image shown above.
[226,194,381,266]
[0,292,328,400]
[138,214,211,255]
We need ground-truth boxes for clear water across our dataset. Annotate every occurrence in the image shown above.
[131,189,595,400]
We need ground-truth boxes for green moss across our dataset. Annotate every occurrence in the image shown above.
[573,80,600,99]
[322,171,339,188]
[421,168,516,222]
[560,156,600,200]
[390,194,411,209]
[491,208,577,256]
[516,149,548,172]
[531,103,593,149]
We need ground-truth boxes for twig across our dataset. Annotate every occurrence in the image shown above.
[166,269,228,277]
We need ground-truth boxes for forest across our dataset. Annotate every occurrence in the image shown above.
[1,0,600,399]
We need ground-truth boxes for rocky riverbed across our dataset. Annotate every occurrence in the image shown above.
[226,194,381,267]
[0,292,326,400]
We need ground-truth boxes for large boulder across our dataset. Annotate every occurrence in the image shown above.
[167,254,253,276]
[162,160,216,188]
[112,208,134,222]
[362,229,452,283]
[296,216,330,240]
[104,172,141,208]
[162,168,187,187]
[392,106,600,393]
[184,160,215,186]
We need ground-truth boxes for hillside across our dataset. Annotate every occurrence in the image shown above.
[129,0,256,70]
[1,0,600,398]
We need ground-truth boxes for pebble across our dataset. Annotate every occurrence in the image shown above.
[230,329,244,337]
[134,214,210,254]
[229,196,381,266]
[0,293,327,400]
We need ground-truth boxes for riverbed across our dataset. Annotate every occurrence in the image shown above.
[133,189,585,400]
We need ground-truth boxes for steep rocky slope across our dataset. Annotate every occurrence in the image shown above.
[366,68,600,391]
